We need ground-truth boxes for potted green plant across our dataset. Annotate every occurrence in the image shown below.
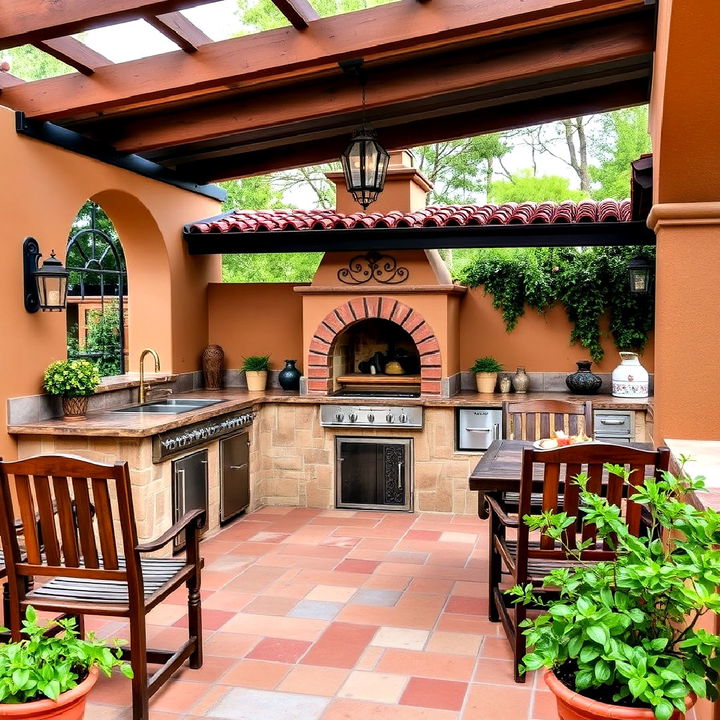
[509,459,720,720]
[0,606,132,719]
[43,359,101,421]
[470,357,503,393]
[242,355,270,392]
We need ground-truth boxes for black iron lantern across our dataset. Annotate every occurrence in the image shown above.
[23,237,69,312]
[627,254,652,295]
[339,58,390,211]
[340,127,390,210]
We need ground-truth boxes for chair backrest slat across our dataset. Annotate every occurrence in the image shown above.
[51,476,80,566]
[33,475,61,566]
[504,399,594,442]
[91,478,119,569]
[71,477,100,568]
[14,474,42,565]
[516,444,670,579]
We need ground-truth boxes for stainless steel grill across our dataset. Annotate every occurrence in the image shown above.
[320,404,423,429]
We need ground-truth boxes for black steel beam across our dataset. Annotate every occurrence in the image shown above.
[15,112,226,201]
[183,221,655,255]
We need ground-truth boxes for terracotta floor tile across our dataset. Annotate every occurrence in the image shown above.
[479,635,515,660]
[370,627,429,651]
[400,677,467,711]
[278,665,349,696]
[445,595,487,615]
[202,631,262,657]
[221,613,328,642]
[473,658,519,685]
[338,670,408,703]
[436,613,501,636]
[188,684,232,716]
[461,682,532,720]
[360,574,411,591]
[202,589,254,612]
[145,603,187,626]
[301,622,378,668]
[173,655,238,683]
[174,608,235,630]
[439,531,478,544]
[335,559,380,574]
[406,530,442,541]
[452,580,487,597]
[305,584,358,602]
[221,659,292,689]
[247,637,312,663]
[531,689,559,720]
[323,698,458,720]
[426,631,483,656]
[149,679,211,713]
[355,645,384,671]
[376,648,475,681]
[242,595,298,616]
[407,578,455,595]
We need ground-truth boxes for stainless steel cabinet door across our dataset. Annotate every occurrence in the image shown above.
[220,431,250,522]
[172,449,209,552]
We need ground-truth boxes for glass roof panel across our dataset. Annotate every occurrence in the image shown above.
[74,19,178,63]
[181,1,247,40]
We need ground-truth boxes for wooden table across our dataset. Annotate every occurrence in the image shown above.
[469,439,652,519]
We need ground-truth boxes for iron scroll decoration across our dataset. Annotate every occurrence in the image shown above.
[337,251,409,285]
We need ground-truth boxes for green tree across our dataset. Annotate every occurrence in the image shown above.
[220,176,286,212]
[489,171,587,203]
[590,106,651,200]
[0,45,72,80]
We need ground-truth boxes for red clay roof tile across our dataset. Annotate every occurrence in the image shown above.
[186,200,632,234]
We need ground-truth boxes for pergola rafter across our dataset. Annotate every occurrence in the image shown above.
[270,0,320,30]
[145,12,213,52]
[35,37,111,75]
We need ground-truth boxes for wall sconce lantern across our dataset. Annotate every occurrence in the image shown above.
[23,237,69,313]
[627,254,653,295]
[339,58,390,211]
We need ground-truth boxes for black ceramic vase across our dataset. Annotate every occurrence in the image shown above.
[278,359,302,391]
[565,361,602,394]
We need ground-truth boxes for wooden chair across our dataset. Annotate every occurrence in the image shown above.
[503,399,594,441]
[487,443,670,682]
[0,454,205,720]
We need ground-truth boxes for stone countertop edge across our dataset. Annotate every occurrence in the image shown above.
[665,439,720,513]
[7,389,651,438]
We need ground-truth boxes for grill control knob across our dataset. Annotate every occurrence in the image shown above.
[335,412,345,422]
[367,413,375,423]
[399,413,408,424]
[349,413,358,423]
[386,413,394,423]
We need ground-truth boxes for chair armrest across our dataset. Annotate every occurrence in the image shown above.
[487,496,519,528]
[136,509,205,553]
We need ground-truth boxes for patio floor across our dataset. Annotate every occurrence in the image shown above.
[86,506,556,720]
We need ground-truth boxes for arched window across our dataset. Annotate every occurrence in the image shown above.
[66,201,128,376]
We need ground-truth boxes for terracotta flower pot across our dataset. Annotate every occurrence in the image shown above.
[475,372,498,394]
[245,370,267,392]
[0,667,98,720]
[61,396,89,422]
[544,670,696,720]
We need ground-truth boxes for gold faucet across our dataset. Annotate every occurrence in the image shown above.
[139,348,160,404]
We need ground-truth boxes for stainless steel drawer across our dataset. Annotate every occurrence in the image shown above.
[456,408,502,451]
[593,410,633,438]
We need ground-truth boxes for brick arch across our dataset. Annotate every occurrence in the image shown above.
[307,297,442,395]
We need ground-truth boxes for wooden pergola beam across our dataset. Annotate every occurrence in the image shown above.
[35,37,111,75]
[0,0,649,121]
[93,16,651,154]
[0,70,24,88]
[270,0,320,30]
[0,0,213,51]
[146,12,212,52]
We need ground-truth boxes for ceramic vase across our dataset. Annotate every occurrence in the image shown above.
[611,352,649,398]
[565,361,602,395]
[61,396,89,422]
[278,359,302,391]
[499,375,512,394]
[512,367,529,393]
[201,344,224,390]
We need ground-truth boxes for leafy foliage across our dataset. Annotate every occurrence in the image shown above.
[470,357,503,373]
[489,171,587,204]
[0,45,72,81]
[0,607,132,703]
[455,246,655,362]
[69,302,124,377]
[508,459,720,720]
[242,355,271,371]
[43,359,101,397]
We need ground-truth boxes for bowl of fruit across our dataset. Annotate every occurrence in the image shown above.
[533,430,592,449]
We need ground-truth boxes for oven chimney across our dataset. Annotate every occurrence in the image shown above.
[325,149,433,215]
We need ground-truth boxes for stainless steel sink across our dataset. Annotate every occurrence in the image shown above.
[113,398,224,414]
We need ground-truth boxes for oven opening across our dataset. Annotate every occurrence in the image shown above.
[335,437,413,511]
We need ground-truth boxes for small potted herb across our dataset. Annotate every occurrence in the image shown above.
[0,606,132,719]
[242,355,271,392]
[509,459,720,720]
[470,357,503,393]
[43,359,101,421]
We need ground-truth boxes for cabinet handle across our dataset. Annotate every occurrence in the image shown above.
[229,464,248,470]
[600,418,626,425]
[177,468,186,514]
[398,461,403,490]
[466,427,492,432]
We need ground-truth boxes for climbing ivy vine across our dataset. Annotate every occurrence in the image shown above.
[455,246,655,363]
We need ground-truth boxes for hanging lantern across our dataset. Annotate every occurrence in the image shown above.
[627,254,652,294]
[340,127,390,210]
[23,237,69,313]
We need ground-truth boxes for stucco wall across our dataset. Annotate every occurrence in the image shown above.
[0,105,221,459]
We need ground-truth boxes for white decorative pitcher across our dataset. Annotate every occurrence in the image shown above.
[611,352,649,398]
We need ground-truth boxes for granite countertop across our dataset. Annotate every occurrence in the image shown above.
[7,389,650,438]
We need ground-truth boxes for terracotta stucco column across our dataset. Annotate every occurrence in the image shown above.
[650,0,720,443]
